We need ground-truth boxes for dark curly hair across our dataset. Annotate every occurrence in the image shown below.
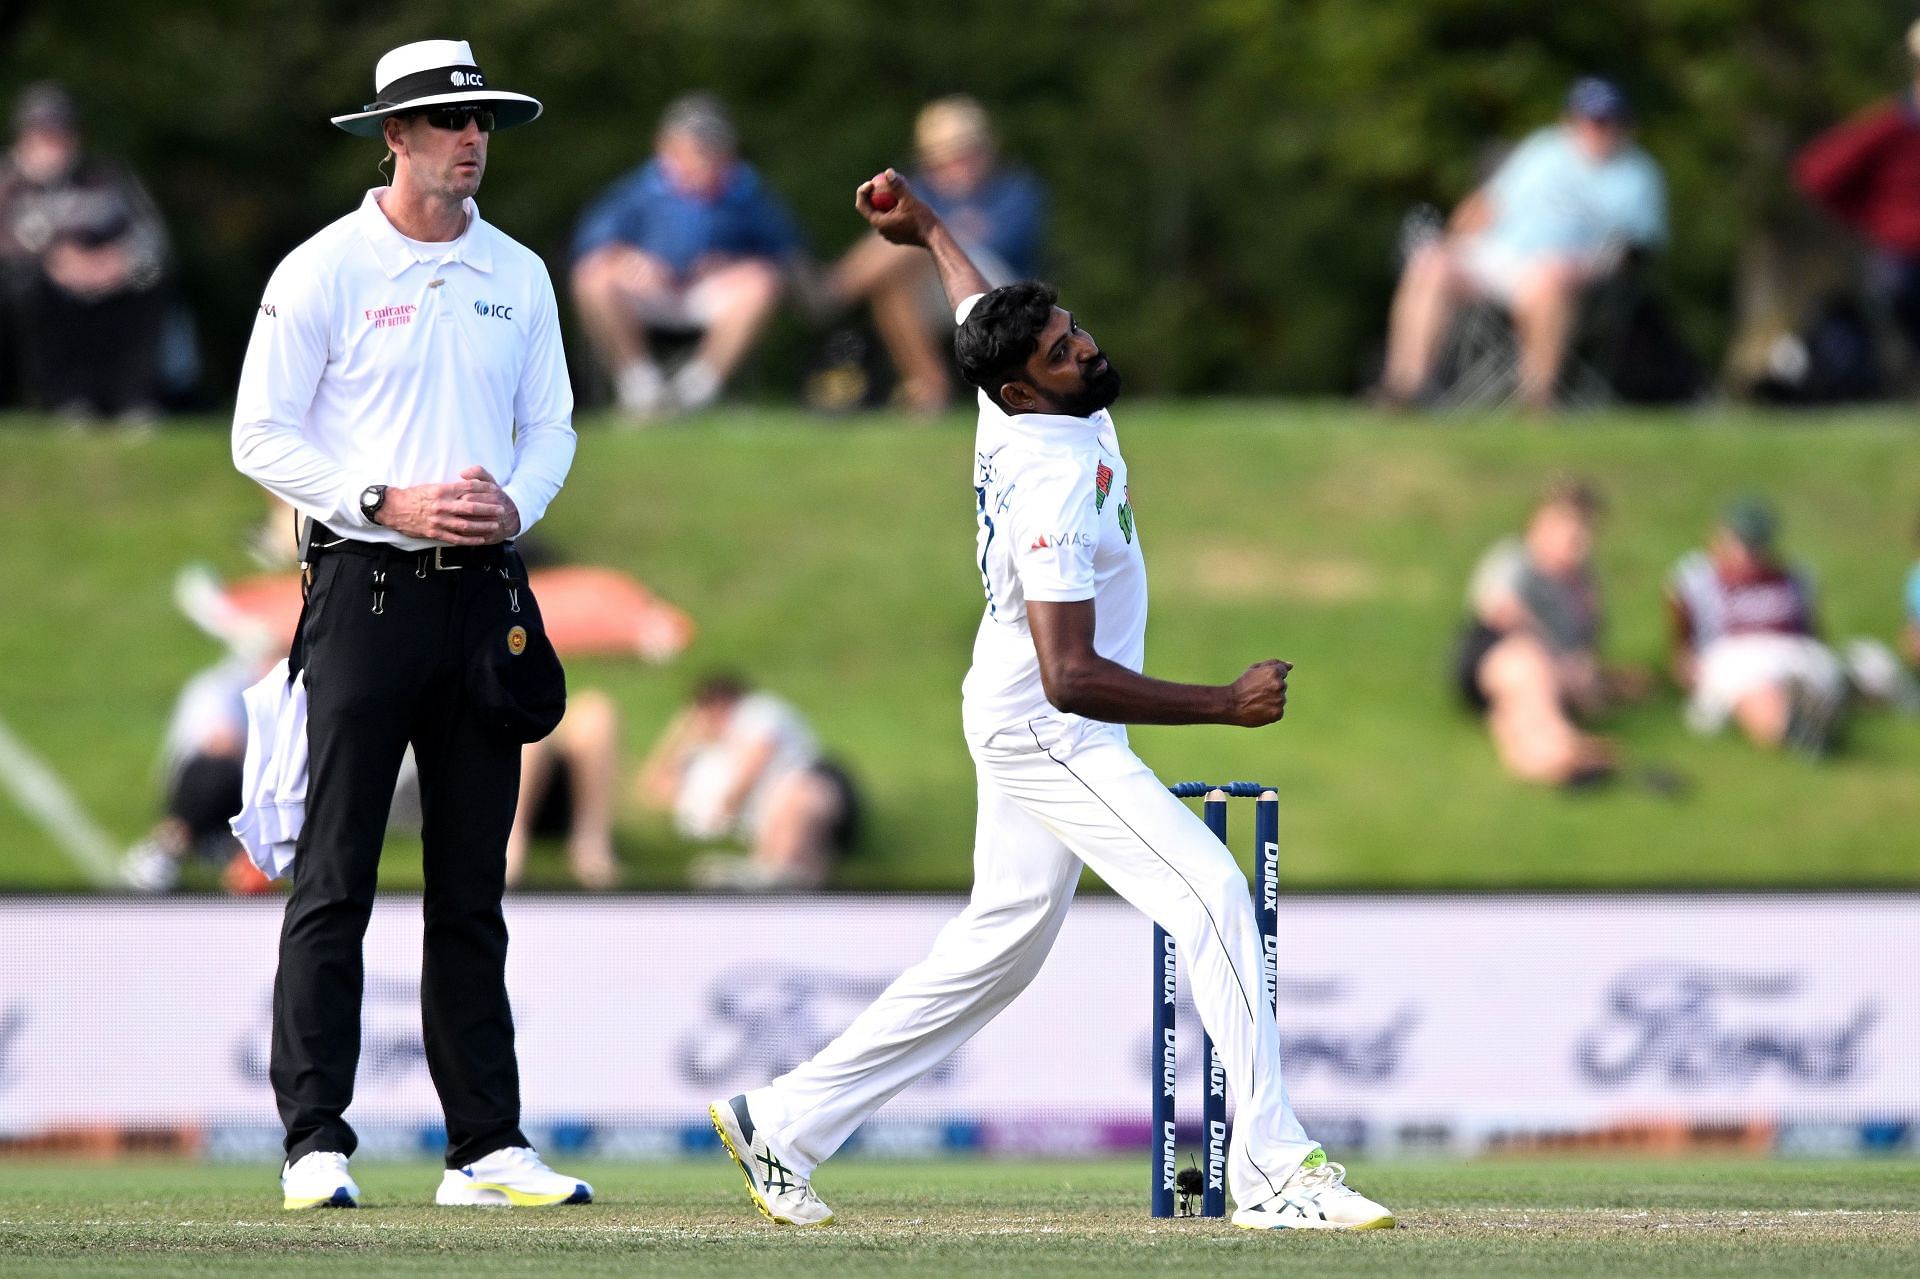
[954,281,1056,412]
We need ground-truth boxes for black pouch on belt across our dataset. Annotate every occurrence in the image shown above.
[467,548,567,743]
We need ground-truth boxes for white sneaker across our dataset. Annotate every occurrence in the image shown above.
[435,1146,592,1207]
[121,840,180,893]
[615,359,670,422]
[281,1151,358,1210]
[709,1094,834,1226]
[1231,1150,1394,1231]
[669,358,722,412]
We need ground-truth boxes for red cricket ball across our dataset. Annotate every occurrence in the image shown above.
[869,176,897,211]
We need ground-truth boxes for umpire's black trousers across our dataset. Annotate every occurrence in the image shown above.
[272,538,530,1168]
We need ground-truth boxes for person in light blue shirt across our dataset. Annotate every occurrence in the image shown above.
[1905,515,1920,669]
[824,96,1048,414]
[1379,77,1668,412]
[570,94,801,420]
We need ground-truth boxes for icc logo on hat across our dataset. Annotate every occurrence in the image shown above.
[330,39,539,137]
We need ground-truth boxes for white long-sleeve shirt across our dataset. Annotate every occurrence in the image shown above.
[232,187,575,547]
[952,297,1148,746]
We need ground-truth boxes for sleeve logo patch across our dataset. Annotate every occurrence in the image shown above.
[507,625,528,656]
[1118,486,1135,543]
[1094,462,1114,511]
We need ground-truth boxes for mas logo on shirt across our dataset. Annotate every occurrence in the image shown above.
[1030,532,1094,551]
[1094,462,1114,511]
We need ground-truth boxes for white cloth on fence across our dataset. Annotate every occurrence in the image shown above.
[230,659,308,880]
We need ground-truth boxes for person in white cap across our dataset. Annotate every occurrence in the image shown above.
[232,38,589,1212]
[824,96,1047,415]
[707,172,1394,1232]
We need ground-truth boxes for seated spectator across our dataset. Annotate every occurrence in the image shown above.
[1905,511,1920,670]
[1668,498,1848,755]
[825,96,1045,414]
[1794,21,1920,370]
[504,689,622,890]
[1377,77,1667,413]
[130,564,632,893]
[637,674,858,890]
[1454,479,1647,786]
[0,82,173,421]
[570,93,800,421]
[129,660,626,894]
[121,654,273,894]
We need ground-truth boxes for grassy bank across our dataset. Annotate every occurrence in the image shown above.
[1,405,1915,890]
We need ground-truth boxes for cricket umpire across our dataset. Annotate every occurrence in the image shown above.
[232,39,589,1211]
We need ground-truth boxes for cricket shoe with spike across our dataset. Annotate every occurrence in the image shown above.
[709,1094,835,1226]
[1231,1149,1395,1231]
[281,1151,358,1210]
[435,1146,592,1206]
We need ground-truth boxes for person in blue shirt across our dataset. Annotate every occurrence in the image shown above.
[1378,77,1667,412]
[1905,512,1920,670]
[571,94,800,419]
[825,96,1046,414]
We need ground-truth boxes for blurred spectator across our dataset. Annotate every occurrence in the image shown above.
[120,653,273,894]
[0,82,175,421]
[504,689,622,890]
[1794,21,1920,372]
[128,660,627,894]
[128,564,633,894]
[1667,498,1847,755]
[1906,511,1920,669]
[823,96,1046,414]
[570,93,801,421]
[1453,479,1648,787]
[637,674,858,890]
[1377,77,1668,412]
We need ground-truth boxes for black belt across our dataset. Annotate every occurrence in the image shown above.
[306,521,511,571]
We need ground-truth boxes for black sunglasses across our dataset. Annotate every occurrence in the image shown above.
[420,106,496,133]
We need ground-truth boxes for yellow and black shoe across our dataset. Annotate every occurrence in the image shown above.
[709,1094,835,1226]
[1230,1149,1395,1231]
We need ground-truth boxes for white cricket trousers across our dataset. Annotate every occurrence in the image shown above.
[745,720,1317,1208]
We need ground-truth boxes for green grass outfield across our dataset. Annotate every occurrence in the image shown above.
[2,406,1917,890]
[0,1157,1916,1277]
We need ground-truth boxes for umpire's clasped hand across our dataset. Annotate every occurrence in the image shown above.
[374,465,521,545]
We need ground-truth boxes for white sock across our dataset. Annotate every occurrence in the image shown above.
[616,360,665,413]
[670,359,722,411]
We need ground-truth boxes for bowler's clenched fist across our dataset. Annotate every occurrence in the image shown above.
[1229,659,1292,727]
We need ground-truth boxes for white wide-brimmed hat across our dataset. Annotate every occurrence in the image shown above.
[331,39,542,137]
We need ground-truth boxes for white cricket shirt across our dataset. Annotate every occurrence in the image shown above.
[958,296,1148,744]
[232,187,575,548]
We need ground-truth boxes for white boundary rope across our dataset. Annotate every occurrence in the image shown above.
[0,712,120,886]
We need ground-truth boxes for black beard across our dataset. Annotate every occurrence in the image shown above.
[1051,360,1123,417]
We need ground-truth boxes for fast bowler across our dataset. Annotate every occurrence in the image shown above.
[708,170,1393,1232]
